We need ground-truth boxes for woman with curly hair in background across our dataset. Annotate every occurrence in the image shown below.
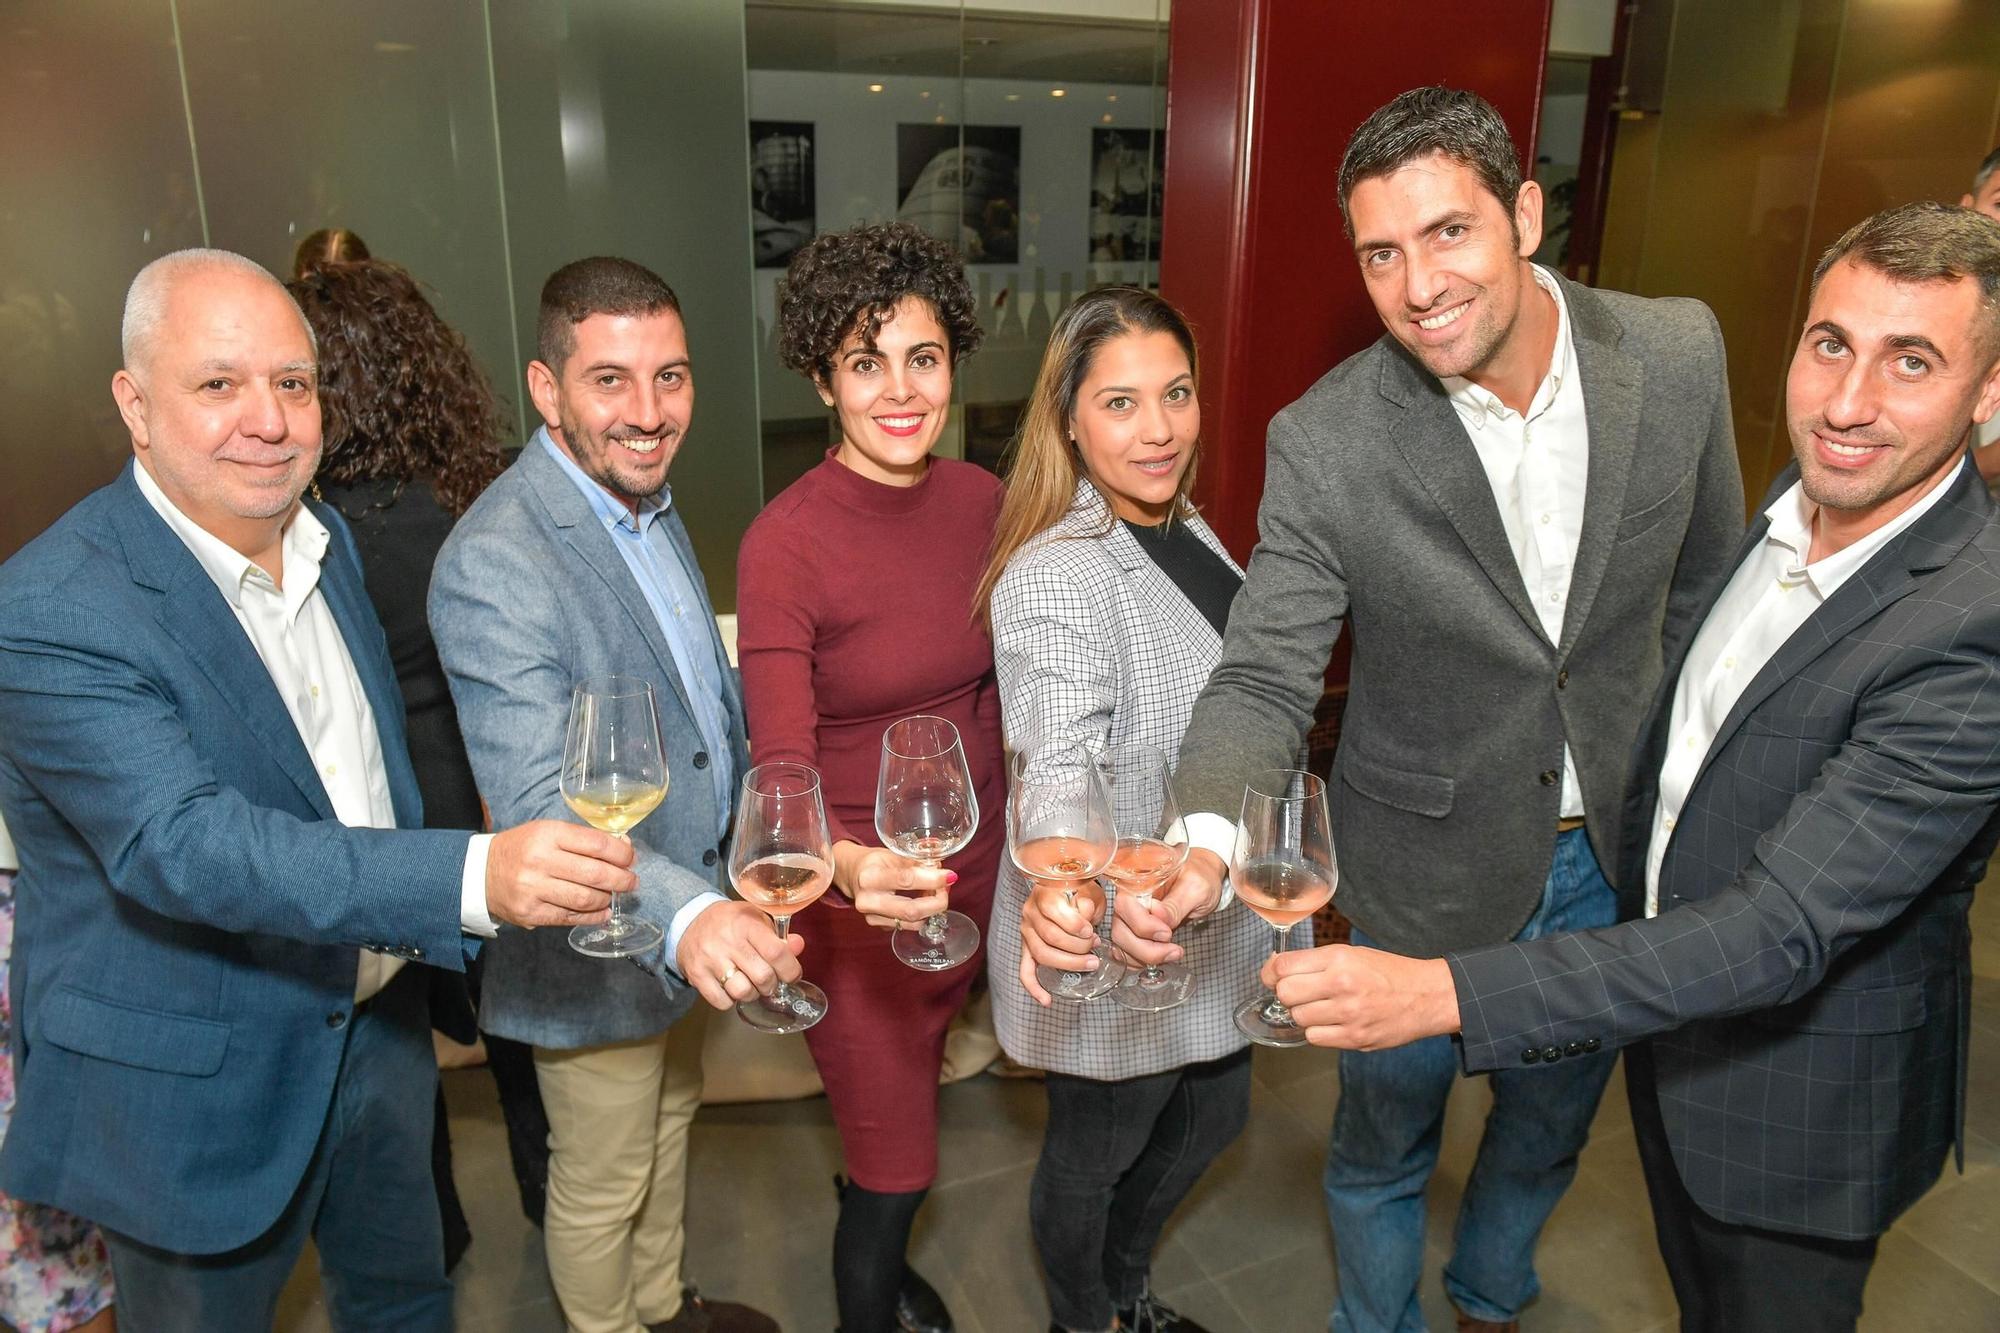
[286,258,530,1271]
[735,221,1002,1333]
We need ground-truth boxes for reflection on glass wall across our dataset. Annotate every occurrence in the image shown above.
[744,0,1171,501]
[1597,0,2000,500]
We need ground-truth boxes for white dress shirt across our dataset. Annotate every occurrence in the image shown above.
[134,464,495,1000]
[1183,266,1591,881]
[1441,263,1590,819]
[1643,459,1965,915]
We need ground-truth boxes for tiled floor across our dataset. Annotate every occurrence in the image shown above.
[278,887,2000,1332]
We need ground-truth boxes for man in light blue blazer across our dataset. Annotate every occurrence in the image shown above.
[430,257,786,1333]
[0,250,638,1331]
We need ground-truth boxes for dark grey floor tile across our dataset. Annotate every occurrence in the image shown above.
[1860,1228,2000,1329]
[1891,1143,2000,1298]
[1169,1077,1335,1286]
[1213,1243,1338,1330]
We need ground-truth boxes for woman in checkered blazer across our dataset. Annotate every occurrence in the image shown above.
[975,287,1268,1333]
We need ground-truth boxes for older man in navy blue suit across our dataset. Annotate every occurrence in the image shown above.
[0,250,639,1331]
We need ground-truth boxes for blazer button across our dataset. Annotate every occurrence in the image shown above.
[1521,1048,1540,1064]
[702,848,718,866]
[1538,770,1559,786]
[1541,1044,1563,1062]
[1565,1040,1585,1057]
[1556,669,1569,690]
[326,1010,348,1030]
[692,751,710,770]
[1583,1037,1602,1053]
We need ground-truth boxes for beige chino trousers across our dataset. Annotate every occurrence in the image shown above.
[534,1005,707,1333]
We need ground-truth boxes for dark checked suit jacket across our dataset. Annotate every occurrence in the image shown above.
[1449,458,2000,1241]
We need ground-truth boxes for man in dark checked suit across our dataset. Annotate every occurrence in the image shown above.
[1270,202,2000,1331]
[1116,87,1745,1333]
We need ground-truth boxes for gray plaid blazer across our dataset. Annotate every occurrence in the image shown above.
[1449,460,2000,1240]
[989,483,1269,1079]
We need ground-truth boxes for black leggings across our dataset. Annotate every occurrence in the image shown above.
[1030,1047,1253,1331]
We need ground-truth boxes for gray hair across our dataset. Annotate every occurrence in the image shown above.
[121,248,316,373]
[1337,86,1524,236]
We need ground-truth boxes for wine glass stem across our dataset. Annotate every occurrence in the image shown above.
[609,831,631,930]
[1138,892,1164,982]
[770,914,793,1002]
[919,859,949,942]
[1266,920,1295,1024]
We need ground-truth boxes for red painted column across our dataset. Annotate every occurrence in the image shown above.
[1161,0,1554,560]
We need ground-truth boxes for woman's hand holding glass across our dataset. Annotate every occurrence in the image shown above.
[830,840,954,931]
[1017,873,1109,1006]
[1007,742,1120,1005]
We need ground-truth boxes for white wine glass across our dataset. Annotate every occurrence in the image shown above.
[875,715,981,971]
[1231,769,1337,1047]
[561,675,669,959]
[729,762,832,1034]
[1007,741,1120,1003]
[1096,743,1195,1013]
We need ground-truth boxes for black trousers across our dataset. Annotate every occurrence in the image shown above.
[1626,1042,1879,1333]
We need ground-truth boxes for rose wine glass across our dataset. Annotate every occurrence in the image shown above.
[729,762,832,1034]
[560,675,668,959]
[1007,741,1120,1003]
[1096,743,1195,1013]
[875,715,981,971]
[1231,769,1337,1046]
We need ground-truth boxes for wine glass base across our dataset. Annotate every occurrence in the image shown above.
[568,916,666,960]
[737,980,828,1035]
[1109,961,1196,1012]
[1038,943,1124,1004]
[893,910,981,971]
[1234,993,1309,1047]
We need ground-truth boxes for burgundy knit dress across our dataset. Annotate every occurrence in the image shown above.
[735,449,1005,1192]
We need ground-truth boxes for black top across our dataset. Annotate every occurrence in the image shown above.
[317,476,485,833]
[1123,517,1242,638]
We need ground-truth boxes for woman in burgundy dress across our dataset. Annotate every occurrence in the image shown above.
[736,222,1002,1333]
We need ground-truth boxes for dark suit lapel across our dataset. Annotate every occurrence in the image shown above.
[1379,348,1544,638]
[111,468,337,821]
[1558,278,1643,655]
[521,440,699,722]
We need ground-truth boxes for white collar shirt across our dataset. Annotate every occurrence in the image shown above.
[1644,460,1965,915]
[136,463,406,1000]
[1441,263,1590,818]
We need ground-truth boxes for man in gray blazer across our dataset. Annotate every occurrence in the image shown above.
[1120,89,1744,1332]
[1265,204,2000,1331]
[430,258,784,1333]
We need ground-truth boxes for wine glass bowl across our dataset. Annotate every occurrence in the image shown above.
[1007,742,1120,1003]
[560,675,669,959]
[1231,769,1337,1047]
[730,762,833,1034]
[1094,743,1196,1013]
[875,715,982,971]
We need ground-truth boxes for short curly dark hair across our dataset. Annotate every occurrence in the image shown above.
[778,221,983,384]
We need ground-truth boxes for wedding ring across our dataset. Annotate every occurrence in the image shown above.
[720,964,738,986]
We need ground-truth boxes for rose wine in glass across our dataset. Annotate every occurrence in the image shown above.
[1232,769,1337,1047]
[729,762,832,1034]
[561,676,668,959]
[875,715,981,971]
[1007,743,1120,1003]
[1095,743,1195,1013]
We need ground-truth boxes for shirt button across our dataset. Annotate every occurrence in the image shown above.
[1548,591,1561,604]
[1723,656,1736,670]
[1665,815,1678,831]
[692,751,710,770]
[324,763,337,777]
[1539,512,1551,525]
[310,684,321,699]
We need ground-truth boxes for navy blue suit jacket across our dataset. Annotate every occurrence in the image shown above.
[0,465,473,1254]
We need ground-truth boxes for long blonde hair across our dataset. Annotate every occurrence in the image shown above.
[974,285,1202,621]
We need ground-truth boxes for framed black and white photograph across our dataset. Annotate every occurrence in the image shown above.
[896,123,1020,265]
[750,119,816,268]
[1090,127,1165,264]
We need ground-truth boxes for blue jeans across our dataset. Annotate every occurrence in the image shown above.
[103,966,453,1332]
[1326,827,1618,1332]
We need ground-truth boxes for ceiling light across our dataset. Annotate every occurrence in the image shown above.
[868,83,884,93]
[1051,88,1066,98]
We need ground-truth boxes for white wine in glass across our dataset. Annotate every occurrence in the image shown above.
[1095,743,1195,1013]
[1007,743,1120,1003]
[1232,769,1337,1047]
[561,675,669,959]
[730,763,832,1034]
[875,715,982,971]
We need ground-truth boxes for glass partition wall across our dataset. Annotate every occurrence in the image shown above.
[0,0,1169,607]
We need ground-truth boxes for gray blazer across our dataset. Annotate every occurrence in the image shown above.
[430,438,749,1049]
[990,482,1270,1079]
[1177,274,1746,956]
[1449,461,2000,1240]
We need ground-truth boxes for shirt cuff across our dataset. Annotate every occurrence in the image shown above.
[1178,811,1239,912]
[460,834,498,937]
[663,891,729,976]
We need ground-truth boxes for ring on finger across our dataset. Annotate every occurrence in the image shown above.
[720,963,738,987]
